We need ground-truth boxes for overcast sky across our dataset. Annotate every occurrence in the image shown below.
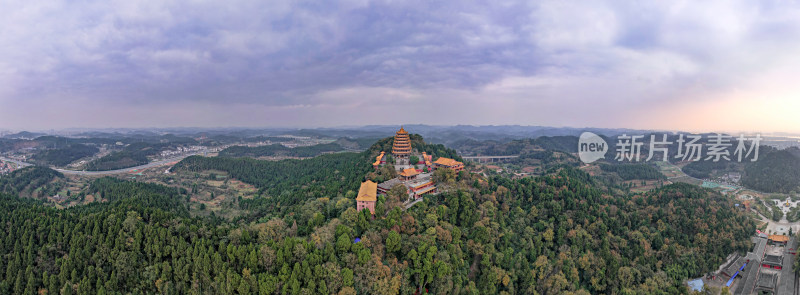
[2,0,800,132]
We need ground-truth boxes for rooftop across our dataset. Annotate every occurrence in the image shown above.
[396,126,408,135]
[399,168,420,177]
[723,257,747,277]
[763,254,783,265]
[377,178,402,191]
[756,272,777,291]
[769,235,789,243]
[434,157,462,167]
[356,180,377,202]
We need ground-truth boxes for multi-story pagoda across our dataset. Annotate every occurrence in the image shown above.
[392,126,412,158]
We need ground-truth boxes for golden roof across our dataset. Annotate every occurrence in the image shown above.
[409,180,433,189]
[434,157,462,167]
[356,180,377,202]
[414,186,436,195]
[422,152,432,161]
[769,234,789,242]
[399,168,419,177]
[396,126,408,135]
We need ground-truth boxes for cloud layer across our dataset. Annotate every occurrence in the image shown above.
[2,0,800,131]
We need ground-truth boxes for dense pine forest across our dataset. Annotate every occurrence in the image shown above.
[30,144,99,167]
[0,166,64,198]
[742,147,800,193]
[218,143,345,158]
[599,163,665,181]
[0,137,757,294]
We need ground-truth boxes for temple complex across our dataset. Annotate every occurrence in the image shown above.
[356,180,377,214]
[392,127,411,158]
[362,126,468,207]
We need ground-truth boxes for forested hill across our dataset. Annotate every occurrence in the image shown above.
[741,147,800,193]
[218,143,344,158]
[473,173,754,294]
[599,163,666,180]
[172,135,463,225]
[29,143,98,167]
[0,166,63,198]
[0,165,754,294]
[174,152,372,221]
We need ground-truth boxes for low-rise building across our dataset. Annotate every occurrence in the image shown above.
[722,257,747,278]
[376,173,437,201]
[755,272,777,293]
[373,151,386,169]
[422,152,433,169]
[406,177,436,199]
[762,254,783,269]
[768,234,789,246]
[356,180,377,214]
[399,168,420,181]
[434,157,464,172]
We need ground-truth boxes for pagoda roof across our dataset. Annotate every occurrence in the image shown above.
[396,126,408,134]
[356,180,377,202]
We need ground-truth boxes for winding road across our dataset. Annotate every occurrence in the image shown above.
[1,152,204,176]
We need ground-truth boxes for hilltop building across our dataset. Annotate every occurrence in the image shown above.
[392,127,411,158]
[406,177,436,197]
[377,175,436,200]
[399,168,420,181]
[768,234,789,246]
[434,157,464,172]
[421,152,433,169]
[366,126,449,204]
[356,180,377,214]
[373,151,386,169]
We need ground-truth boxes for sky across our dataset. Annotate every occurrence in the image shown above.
[2,0,800,133]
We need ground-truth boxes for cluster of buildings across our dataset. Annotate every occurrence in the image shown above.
[706,232,794,294]
[0,161,19,175]
[159,145,205,157]
[357,126,464,214]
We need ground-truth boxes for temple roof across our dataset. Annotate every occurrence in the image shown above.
[356,180,377,202]
[769,234,789,242]
[434,157,463,167]
[400,168,420,177]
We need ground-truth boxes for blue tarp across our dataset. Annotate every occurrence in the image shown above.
[353,238,361,243]
[725,262,747,287]
[687,279,703,292]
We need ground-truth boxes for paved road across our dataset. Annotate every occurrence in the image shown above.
[2,153,203,176]
[53,153,203,175]
[404,197,424,210]
[0,156,31,168]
